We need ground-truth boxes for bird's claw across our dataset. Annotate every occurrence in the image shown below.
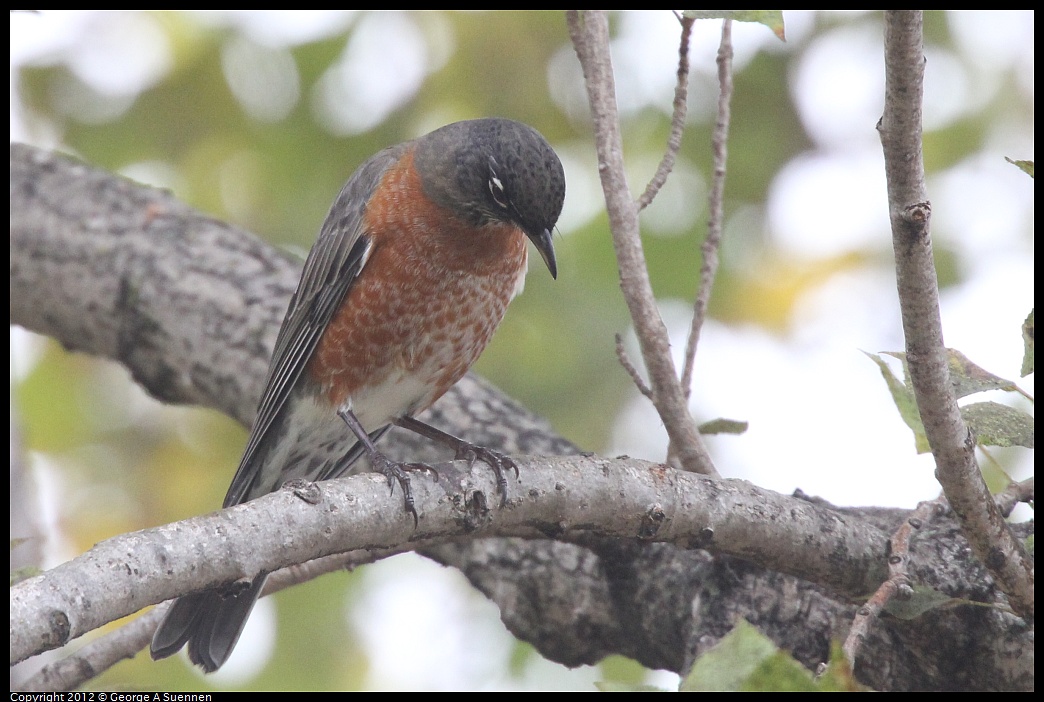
[454,444,517,507]
[370,453,439,527]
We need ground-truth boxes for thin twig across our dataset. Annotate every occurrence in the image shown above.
[615,332,653,398]
[636,13,694,211]
[995,476,1034,518]
[845,474,1031,670]
[879,10,1032,618]
[682,19,733,398]
[567,10,717,477]
[842,496,943,667]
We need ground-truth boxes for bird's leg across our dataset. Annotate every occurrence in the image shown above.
[394,416,517,506]
[336,408,435,526]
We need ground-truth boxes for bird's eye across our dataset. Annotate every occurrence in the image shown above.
[488,171,509,209]
[488,176,508,208]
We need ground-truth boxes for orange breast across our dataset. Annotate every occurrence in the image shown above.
[307,148,529,429]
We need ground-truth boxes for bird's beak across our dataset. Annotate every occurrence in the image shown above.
[527,228,557,280]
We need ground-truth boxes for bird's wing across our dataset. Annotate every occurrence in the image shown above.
[223,144,408,507]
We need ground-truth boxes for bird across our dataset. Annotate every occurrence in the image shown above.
[149,118,565,672]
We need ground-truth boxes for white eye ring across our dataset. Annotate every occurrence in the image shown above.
[488,174,508,208]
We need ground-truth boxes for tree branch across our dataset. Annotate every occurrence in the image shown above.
[11,454,895,667]
[878,11,1033,620]
[636,12,693,211]
[682,18,733,397]
[19,548,402,692]
[567,10,716,477]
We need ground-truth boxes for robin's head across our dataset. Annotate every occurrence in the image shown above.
[413,118,565,278]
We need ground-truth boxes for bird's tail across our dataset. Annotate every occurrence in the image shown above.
[150,575,267,673]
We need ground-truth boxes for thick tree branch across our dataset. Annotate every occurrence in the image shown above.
[10,143,292,425]
[11,454,893,667]
[19,548,403,692]
[879,11,1033,620]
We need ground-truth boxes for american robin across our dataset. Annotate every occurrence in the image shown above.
[150,118,565,672]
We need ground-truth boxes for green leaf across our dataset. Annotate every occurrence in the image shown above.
[596,654,660,690]
[876,346,1014,396]
[683,10,786,40]
[681,620,780,692]
[866,349,1032,454]
[11,565,42,586]
[883,349,1018,400]
[961,401,1035,448]
[1005,157,1034,178]
[816,642,863,692]
[594,682,669,692]
[698,418,749,435]
[863,351,929,453]
[884,585,959,620]
[680,621,865,691]
[944,349,1019,398]
[740,651,819,692]
[885,585,1016,620]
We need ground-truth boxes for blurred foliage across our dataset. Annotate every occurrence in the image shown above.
[678,620,861,692]
[10,10,1033,691]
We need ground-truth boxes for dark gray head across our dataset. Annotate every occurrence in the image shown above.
[413,118,565,278]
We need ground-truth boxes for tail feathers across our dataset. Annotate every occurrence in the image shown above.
[150,575,268,673]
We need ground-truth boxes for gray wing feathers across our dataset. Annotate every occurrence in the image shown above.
[153,144,409,672]
[222,145,407,507]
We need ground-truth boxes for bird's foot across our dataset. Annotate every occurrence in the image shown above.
[392,416,519,507]
[452,442,517,507]
[369,452,438,527]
